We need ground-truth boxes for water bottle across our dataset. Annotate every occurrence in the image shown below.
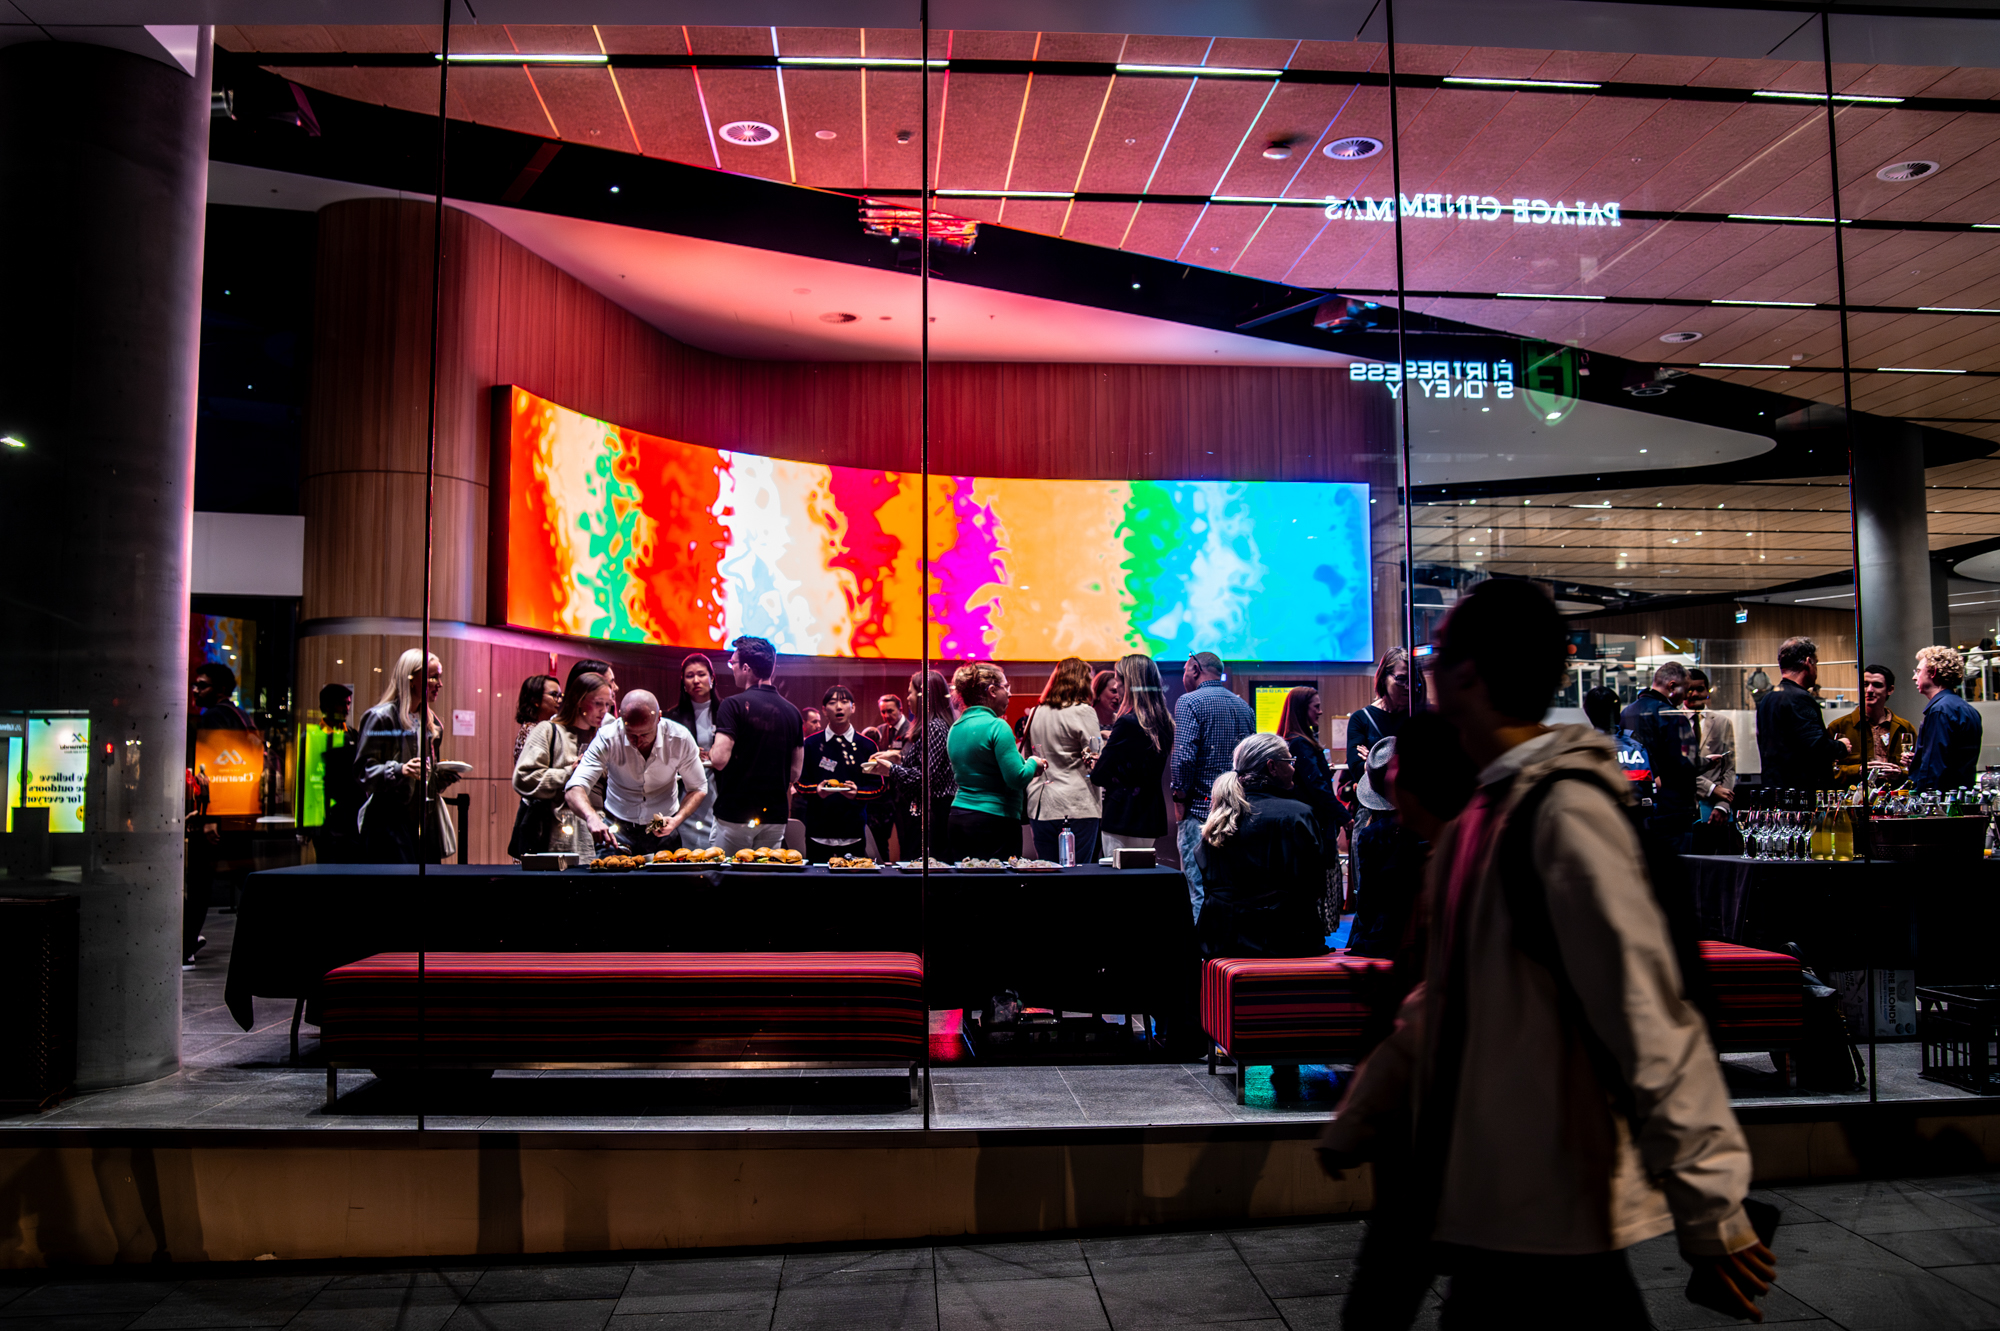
[1057,824,1076,867]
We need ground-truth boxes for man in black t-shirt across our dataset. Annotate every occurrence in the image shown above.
[709,635,805,855]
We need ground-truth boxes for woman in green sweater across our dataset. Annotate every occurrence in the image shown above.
[947,661,1048,860]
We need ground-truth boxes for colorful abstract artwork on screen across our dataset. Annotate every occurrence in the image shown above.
[505,387,1372,662]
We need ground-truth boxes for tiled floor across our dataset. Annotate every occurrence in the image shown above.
[12,1175,2000,1328]
[0,911,1977,1133]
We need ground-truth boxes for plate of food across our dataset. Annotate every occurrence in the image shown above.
[895,858,952,872]
[726,847,809,870]
[956,857,1010,872]
[647,847,726,869]
[826,856,880,871]
[436,760,472,775]
[588,854,648,873]
[1008,857,1064,873]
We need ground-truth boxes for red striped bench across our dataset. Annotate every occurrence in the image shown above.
[1201,954,1396,1103]
[319,951,929,1105]
[1701,940,1805,1086]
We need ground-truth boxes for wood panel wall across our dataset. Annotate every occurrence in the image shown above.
[1580,601,1863,701]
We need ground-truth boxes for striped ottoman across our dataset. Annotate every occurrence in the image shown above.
[320,951,928,1103]
[1700,941,1805,1084]
[1201,954,1395,1103]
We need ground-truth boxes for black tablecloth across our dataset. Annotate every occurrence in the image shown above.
[224,864,1197,1030]
[1684,854,2000,982]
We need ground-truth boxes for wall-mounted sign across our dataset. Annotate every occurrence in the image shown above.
[1323,194,1622,225]
[23,715,90,832]
[1350,359,1518,400]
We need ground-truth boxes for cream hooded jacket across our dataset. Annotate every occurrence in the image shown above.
[1320,724,1757,1257]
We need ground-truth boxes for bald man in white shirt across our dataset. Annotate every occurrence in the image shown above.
[566,690,706,855]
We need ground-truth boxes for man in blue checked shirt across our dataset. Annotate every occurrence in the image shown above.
[1909,644,1983,792]
[1170,652,1256,922]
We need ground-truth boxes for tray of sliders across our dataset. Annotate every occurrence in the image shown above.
[796,779,872,797]
[587,854,650,873]
[646,847,727,869]
[1008,856,1064,874]
[725,846,808,870]
[825,855,881,872]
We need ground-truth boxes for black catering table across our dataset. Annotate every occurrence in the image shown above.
[224,863,1198,1031]
[1684,854,2000,983]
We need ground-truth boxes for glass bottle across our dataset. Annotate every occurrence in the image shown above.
[1831,789,1854,862]
[1809,791,1831,860]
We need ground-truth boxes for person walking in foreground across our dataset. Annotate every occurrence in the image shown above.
[1320,578,1773,1330]
[1170,651,1255,921]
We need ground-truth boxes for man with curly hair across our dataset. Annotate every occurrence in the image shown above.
[1909,644,1983,792]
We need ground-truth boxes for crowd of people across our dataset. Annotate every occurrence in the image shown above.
[1581,638,1985,850]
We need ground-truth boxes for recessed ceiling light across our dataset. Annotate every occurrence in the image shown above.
[815,129,838,140]
[1876,160,1938,182]
[1659,330,1702,344]
[819,312,858,323]
[1323,136,1383,161]
[719,120,781,147]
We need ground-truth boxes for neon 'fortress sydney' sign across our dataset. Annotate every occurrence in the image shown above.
[1324,194,1622,226]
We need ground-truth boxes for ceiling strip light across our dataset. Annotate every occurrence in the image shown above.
[777,56,941,67]
[1877,366,1967,373]
[1752,89,1903,103]
[1443,76,1601,90]
[1495,292,1605,300]
[1711,298,1817,307]
[1114,63,1281,78]
[1701,362,1788,370]
[1727,213,1843,224]
[934,188,1072,198]
[438,52,608,63]
[1978,224,2000,230]
[1920,306,2000,314]
[1210,194,1319,205]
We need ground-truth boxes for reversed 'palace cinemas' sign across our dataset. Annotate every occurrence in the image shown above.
[1324,194,1623,225]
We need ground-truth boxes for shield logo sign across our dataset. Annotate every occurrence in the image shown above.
[1520,343,1580,426]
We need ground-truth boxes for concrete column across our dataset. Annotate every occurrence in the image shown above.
[0,36,212,1086]
[1854,417,1935,684]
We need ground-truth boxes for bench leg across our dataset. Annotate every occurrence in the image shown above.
[1237,1069,1246,1106]
[909,1064,920,1110]
[290,998,306,1067]
[325,1065,337,1106]
[1207,1046,1217,1075]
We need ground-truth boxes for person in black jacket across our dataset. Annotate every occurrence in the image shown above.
[1193,732,1330,961]
[1756,636,1850,792]
[799,685,883,861]
[1092,654,1176,856]
[1620,660,1696,844]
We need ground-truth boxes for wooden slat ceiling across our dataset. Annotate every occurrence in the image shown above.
[221,22,2000,599]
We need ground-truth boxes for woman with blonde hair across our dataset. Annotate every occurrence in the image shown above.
[1194,732,1330,961]
[354,647,459,863]
[946,661,1048,860]
[1092,654,1175,856]
[1025,656,1103,863]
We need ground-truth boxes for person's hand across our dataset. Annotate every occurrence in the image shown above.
[1689,1242,1776,1321]
[1836,736,1854,754]
[1867,758,1904,774]
[586,816,614,847]
[1355,743,1371,763]
[698,748,711,765]
[1715,787,1733,803]
[401,757,424,779]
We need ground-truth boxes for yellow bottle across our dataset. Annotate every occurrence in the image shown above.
[1832,791,1854,862]
[1809,792,1832,860]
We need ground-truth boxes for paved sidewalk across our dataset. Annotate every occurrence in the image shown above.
[12,1173,2000,1328]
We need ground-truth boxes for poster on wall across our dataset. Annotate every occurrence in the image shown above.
[502,387,1374,663]
[193,728,264,817]
[24,714,90,833]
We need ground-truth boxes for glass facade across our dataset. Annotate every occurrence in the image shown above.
[9,0,2000,1131]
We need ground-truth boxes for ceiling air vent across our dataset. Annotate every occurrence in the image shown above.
[1659,331,1703,344]
[719,120,781,147]
[1876,159,1938,182]
[1323,136,1383,160]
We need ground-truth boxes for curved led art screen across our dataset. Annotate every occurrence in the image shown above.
[504,387,1372,663]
